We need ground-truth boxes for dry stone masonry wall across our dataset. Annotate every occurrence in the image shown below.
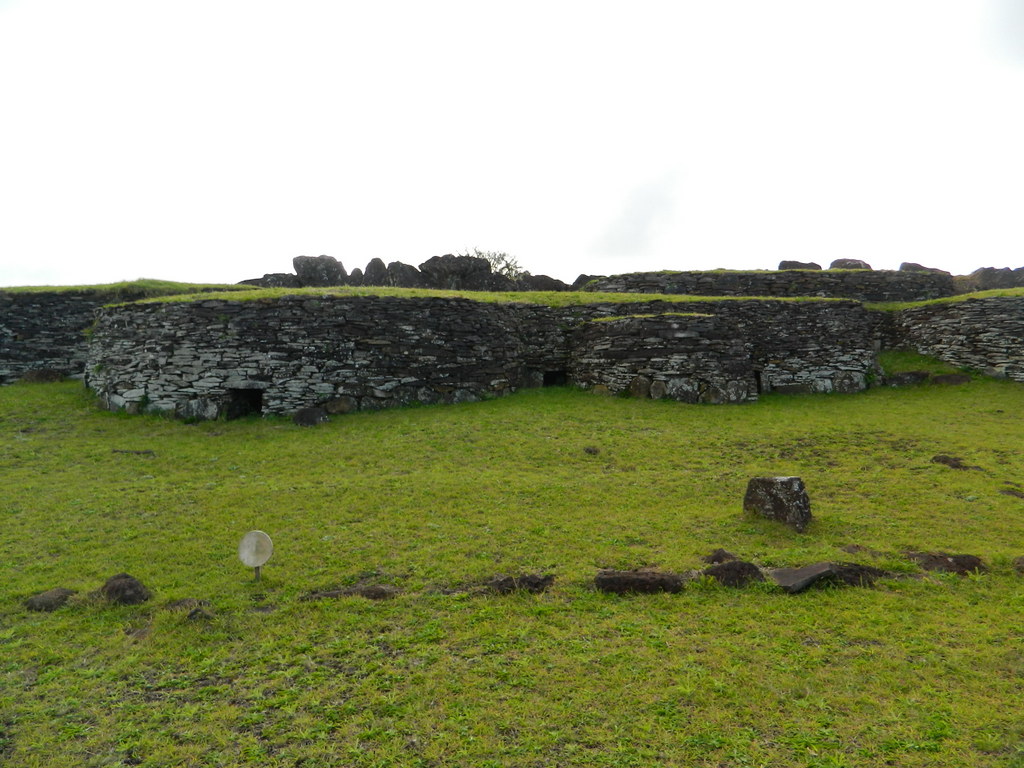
[585,270,955,303]
[892,296,1024,382]
[85,295,880,418]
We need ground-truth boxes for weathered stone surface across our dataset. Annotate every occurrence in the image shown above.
[892,296,1024,382]
[487,573,555,594]
[571,274,603,290]
[744,476,812,532]
[293,255,347,286]
[386,261,424,287]
[418,254,515,291]
[900,262,950,276]
[830,258,872,270]
[347,267,364,286]
[584,269,952,302]
[101,573,151,605]
[701,548,738,564]
[363,258,388,286]
[905,552,987,575]
[778,260,821,270]
[966,266,1024,291]
[770,562,886,593]
[595,568,684,594]
[515,273,570,292]
[293,407,329,426]
[703,560,764,587]
[239,273,303,288]
[25,587,77,612]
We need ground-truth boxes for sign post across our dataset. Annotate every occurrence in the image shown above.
[238,530,273,581]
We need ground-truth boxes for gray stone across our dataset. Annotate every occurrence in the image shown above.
[769,562,885,593]
[386,261,424,288]
[703,560,764,587]
[595,568,684,594]
[778,260,821,270]
[25,587,77,612]
[363,258,388,286]
[899,262,950,276]
[293,255,347,286]
[744,476,812,532]
[101,573,151,605]
[829,258,872,270]
[417,254,515,291]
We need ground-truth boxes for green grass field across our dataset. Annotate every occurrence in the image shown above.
[2,375,1023,767]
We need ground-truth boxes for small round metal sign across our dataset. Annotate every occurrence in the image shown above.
[238,530,273,581]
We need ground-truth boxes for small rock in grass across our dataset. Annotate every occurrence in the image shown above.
[25,587,77,612]
[101,574,151,605]
[905,552,987,575]
[488,574,555,594]
[595,568,684,595]
[1012,556,1024,576]
[701,548,738,564]
[931,455,982,471]
[743,476,812,533]
[583,446,600,456]
[703,560,764,587]
[1000,488,1024,500]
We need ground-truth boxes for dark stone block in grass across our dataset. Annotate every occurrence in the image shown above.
[702,548,737,564]
[905,552,987,575]
[1013,556,1024,575]
[488,574,555,594]
[293,407,329,426]
[770,562,887,593]
[743,476,812,532]
[1000,487,1024,500]
[101,574,151,605]
[703,560,764,587]
[931,454,982,470]
[595,569,683,594]
[25,587,76,612]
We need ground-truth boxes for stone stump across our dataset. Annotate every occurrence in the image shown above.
[744,476,812,532]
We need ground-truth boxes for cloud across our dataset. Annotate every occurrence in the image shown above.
[594,173,679,257]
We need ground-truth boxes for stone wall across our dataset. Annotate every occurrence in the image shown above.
[85,295,879,418]
[890,296,1024,382]
[584,270,955,303]
[570,314,757,403]
[0,291,113,384]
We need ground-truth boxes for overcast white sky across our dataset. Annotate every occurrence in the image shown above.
[1,1,1023,287]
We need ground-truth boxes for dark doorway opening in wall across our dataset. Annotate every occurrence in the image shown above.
[224,389,263,420]
[543,370,568,387]
[753,370,763,395]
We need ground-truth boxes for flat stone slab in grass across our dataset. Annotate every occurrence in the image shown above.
[770,562,887,593]
[744,476,812,532]
[595,569,684,594]
[25,587,77,612]
[905,552,987,575]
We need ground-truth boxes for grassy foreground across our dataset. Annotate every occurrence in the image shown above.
[1,380,1023,767]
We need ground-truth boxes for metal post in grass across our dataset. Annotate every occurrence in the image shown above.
[238,530,273,581]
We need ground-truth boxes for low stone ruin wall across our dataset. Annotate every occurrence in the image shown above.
[570,314,758,403]
[85,295,879,418]
[891,296,1024,382]
[0,292,112,384]
[86,296,529,419]
[584,270,955,303]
